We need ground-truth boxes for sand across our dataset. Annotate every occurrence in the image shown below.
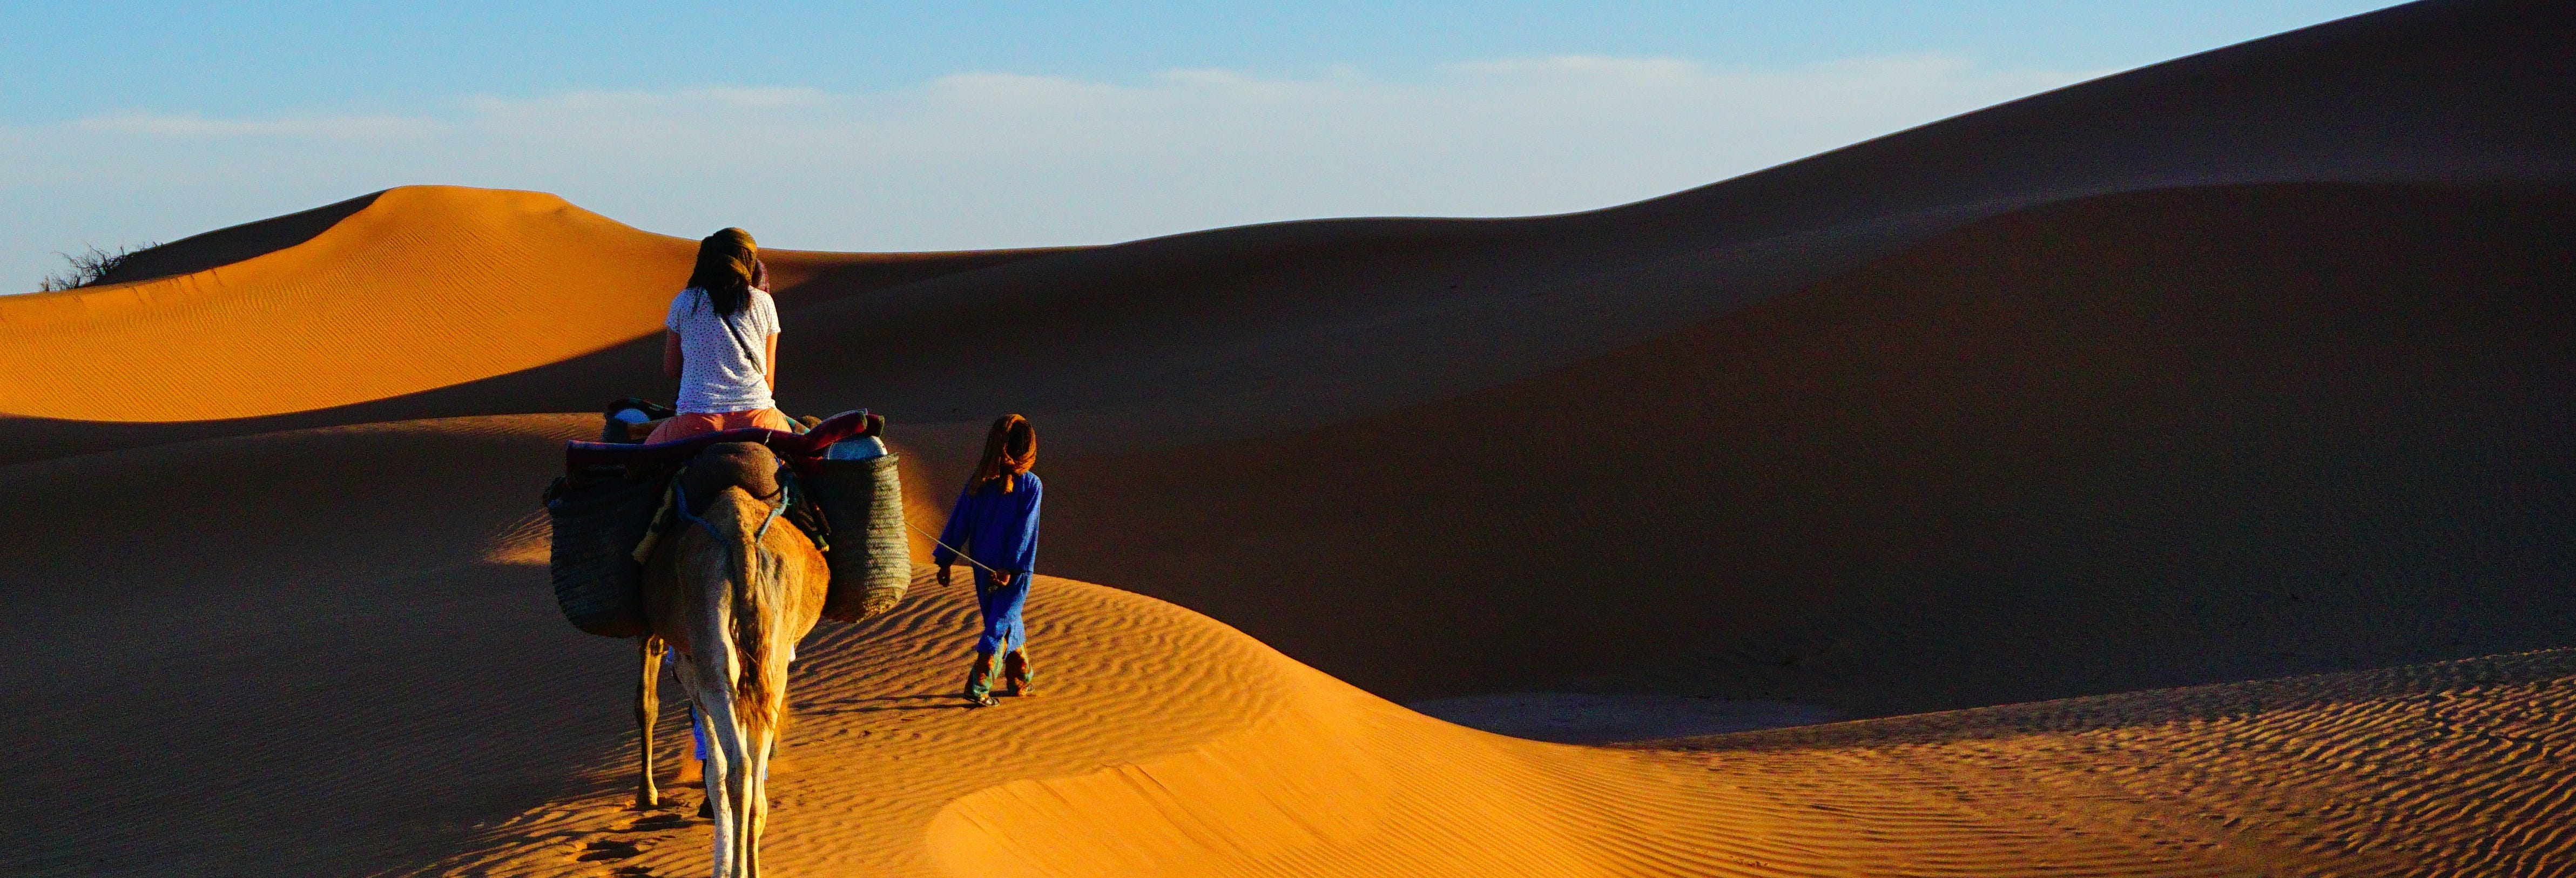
[1405,694,1846,744]
[4,0,2574,875]
[4,416,2567,875]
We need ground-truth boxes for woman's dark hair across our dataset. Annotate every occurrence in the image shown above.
[970,414,1038,494]
[686,227,759,316]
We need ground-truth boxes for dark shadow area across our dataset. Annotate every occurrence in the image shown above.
[95,191,385,286]
[1040,183,2576,714]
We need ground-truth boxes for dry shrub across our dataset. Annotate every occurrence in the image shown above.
[38,241,162,292]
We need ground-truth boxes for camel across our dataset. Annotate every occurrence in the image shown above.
[630,442,830,878]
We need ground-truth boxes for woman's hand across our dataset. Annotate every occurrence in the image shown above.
[938,565,952,587]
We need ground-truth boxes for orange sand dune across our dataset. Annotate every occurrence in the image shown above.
[9,0,2570,443]
[0,187,1056,424]
[5,0,2575,875]
[0,186,693,421]
[3,417,2567,876]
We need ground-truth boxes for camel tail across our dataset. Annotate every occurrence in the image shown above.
[730,537,777,734]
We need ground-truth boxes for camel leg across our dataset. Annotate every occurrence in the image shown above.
[636,635,664,809]
[718,699,758,878]
[739,642,780,877]
[745,726,776,878]
[674,659,728,876]
[680,653,757,878]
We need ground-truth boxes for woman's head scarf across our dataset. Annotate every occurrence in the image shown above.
[971,414,1038,493]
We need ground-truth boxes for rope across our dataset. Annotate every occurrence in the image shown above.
[906,522,1004,578]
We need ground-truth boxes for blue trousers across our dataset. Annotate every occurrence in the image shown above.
[669,647,711,761]
[974,569,1031,655]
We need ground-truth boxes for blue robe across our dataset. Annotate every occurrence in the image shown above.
[934,473,1042,653]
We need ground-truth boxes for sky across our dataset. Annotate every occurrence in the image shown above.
[2,1,2403,292]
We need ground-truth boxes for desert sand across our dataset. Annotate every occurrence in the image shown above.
[4,0,2573,875]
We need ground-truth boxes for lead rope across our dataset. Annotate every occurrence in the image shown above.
[907,521,1010,604]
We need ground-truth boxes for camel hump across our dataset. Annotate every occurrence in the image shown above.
[682,442,781,516]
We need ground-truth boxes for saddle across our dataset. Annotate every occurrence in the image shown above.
[548,402,908,635]
[581,407,874,560]
[630,452,837,564]
[567,408,875,472]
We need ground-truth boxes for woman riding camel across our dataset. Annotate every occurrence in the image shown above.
[935,415,1043,707]
[638,229,793,801]
[647,228,793,443]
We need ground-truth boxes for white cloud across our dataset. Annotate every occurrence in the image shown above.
[4,56,2098,292]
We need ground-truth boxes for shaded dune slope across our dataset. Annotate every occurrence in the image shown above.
[1033,182,2576,710]
[518,0,2576,445]
[7,0,2569,448]
[95,190,385,286]
[803,0,2576,440]
[0,416,619,875]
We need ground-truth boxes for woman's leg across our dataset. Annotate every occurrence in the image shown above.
[974,571,1022,654]
[987,572,1034,694]
[685,704,712,816]
[644,409,794,443]
[1002,644,1034,697]
[691,705,709,768]
[963,571,1008,705]
[644,412,724,444]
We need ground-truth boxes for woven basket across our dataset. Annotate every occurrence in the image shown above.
[543,467,666,637]
[807,455,911,622]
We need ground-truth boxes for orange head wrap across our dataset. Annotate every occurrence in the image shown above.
[971,414,1037,494]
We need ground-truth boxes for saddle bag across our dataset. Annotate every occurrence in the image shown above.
[805,454,911,622]
[542,465,670,637]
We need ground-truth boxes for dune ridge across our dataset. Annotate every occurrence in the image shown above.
[92,190,387,288]
[0,187,1063,426]
[0,186,692,422]
[1024,181,2576,712]
[9,0,2569,440]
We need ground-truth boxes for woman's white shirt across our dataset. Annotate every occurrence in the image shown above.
[665,287,780,414]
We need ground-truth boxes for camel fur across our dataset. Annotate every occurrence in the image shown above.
[632,442,830,878]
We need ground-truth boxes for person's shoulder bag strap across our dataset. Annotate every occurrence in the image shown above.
[711,290,765,374]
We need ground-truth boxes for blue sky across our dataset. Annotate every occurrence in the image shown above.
[3,1,2400,291]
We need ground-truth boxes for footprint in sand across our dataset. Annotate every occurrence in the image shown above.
[621,812,693,833]
[574,838,643,862]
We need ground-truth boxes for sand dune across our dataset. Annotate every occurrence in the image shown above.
[3,415,2565,876]
[0,187,692,422]
[11,0,2567,445]
[1028,181,2576,711]
[0,187,1055,428]
[5,0,2575,875]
